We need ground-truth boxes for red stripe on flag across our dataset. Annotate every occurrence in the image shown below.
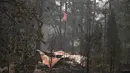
[63,12,67,22]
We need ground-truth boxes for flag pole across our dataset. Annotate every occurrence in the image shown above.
[63,1,67,73]
[64,0,67,50]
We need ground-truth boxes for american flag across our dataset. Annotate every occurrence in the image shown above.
[63,12,67,22]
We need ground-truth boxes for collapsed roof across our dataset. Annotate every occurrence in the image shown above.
[37,50,87,68]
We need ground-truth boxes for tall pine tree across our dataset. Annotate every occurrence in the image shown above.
[107,9,121,73]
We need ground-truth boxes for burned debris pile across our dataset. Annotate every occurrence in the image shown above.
[36,50,87,73]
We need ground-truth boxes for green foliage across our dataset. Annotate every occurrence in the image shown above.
[113,0,130,64]
[0,0,44,65]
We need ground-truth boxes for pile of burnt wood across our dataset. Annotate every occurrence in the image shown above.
[35,50,87,73]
